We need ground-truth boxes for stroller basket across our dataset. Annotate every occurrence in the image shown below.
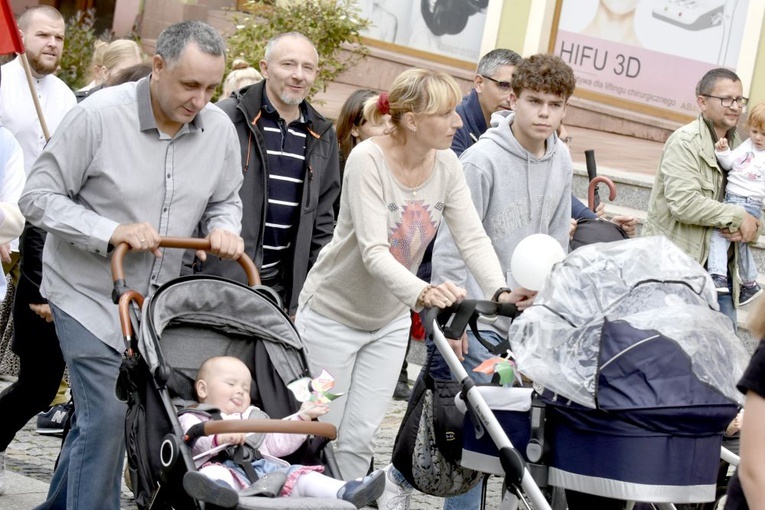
[428,305,552,510]
[457,386,532,477]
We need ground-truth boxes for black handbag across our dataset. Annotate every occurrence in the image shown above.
[391,365,482,497]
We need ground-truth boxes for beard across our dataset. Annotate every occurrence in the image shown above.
[279,90,308,106]
[29,52,59,77]
[279,94,304,106]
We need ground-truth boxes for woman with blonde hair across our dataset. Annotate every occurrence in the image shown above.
[221,58,263,99]
[76,40,144,101]
[295,68,533,481]
[77,40,108,94]
[101,39,144,82]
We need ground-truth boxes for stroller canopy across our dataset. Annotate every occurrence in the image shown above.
[509,236,750,412]
[138,277,307,388]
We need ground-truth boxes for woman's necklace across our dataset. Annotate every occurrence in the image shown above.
[392,151,431,196]
[407,162,427,196]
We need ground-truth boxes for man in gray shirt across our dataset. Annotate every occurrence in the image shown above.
[19,21,244,509]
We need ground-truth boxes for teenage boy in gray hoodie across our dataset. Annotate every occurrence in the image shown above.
[418,51,577,510]
[432,53,576,371]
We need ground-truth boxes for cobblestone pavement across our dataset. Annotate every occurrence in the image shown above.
[1,376,506,509]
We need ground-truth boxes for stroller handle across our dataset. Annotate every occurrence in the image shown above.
[423,299,519,340]
[197,418,337,441]
[111,237,261,303]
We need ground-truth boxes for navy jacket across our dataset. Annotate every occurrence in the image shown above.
[453,89,486,157]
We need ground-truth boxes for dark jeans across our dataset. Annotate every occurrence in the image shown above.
[0,274,65,452]
[718,292,737,334]
[39,305,126,510]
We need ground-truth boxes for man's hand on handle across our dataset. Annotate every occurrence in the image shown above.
[196,228,244,262]
[110,223,162,257]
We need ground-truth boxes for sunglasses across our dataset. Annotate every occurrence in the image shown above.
[480,74,512,92]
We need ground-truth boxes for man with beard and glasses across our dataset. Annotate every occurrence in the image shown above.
[195,32,340,318]
[0,5,76,495]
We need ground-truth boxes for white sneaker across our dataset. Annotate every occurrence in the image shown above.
[0,450,6,495]
[376,464,412,510]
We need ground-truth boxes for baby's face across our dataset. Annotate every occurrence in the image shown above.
[199,359,252,414]
[749,126,765,152]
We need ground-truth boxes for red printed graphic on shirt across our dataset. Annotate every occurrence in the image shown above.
[389,200,437,269]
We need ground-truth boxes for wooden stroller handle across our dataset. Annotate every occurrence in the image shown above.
[199,419,337,441]
[118,290,144,356]
[111,237,260,304]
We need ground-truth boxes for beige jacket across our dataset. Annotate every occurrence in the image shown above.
[644,115,745,300]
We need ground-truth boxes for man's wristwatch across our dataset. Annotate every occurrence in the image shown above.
[492,287,512,301]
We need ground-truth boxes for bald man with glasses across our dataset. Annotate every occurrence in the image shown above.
[645,67,760,331]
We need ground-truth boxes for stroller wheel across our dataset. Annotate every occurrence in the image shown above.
[160,434,181,469]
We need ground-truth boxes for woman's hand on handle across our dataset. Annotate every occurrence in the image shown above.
[420,281,467,309]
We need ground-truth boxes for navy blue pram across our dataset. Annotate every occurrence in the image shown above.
[430,236,749,509]
[507,236,749,504]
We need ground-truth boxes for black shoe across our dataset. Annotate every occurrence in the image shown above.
[183,471,239,508]
[36,402,73,437]
[393,381,411,401]
[740,283,763,306]
[338,470,386,509]
[711,275,730,294]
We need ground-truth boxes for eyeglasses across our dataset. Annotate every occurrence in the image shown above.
[480,74,512,92]
[701,94,749,108]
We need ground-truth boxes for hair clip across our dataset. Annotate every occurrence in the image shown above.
[377,92,390,115]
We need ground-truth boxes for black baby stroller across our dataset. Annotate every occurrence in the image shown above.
[112,238,353,510]
[429,236,750,509]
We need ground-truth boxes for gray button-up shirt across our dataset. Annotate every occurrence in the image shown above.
[20,77,243,352]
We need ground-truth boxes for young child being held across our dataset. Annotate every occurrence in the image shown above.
[179,356,385,508]
[710,102,765,306]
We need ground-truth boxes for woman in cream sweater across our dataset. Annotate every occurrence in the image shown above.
[295,68,533,481]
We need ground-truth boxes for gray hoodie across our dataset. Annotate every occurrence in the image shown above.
[432,110,572,336]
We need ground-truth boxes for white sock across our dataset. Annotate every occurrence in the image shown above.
[199,464,238,489]
[291,471,346,499]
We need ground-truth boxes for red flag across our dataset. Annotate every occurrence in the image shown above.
[0,0,23,54]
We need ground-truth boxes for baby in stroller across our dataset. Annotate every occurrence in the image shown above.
[179,356,385,508]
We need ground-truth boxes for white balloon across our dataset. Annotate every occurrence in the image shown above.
[510,234,566,291]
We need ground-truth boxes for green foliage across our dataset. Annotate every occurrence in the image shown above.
[225,0,370,101]
[58,9,100,90]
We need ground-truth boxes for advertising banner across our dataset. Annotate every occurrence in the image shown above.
[552,0,750,119]
[355,0,488,64]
